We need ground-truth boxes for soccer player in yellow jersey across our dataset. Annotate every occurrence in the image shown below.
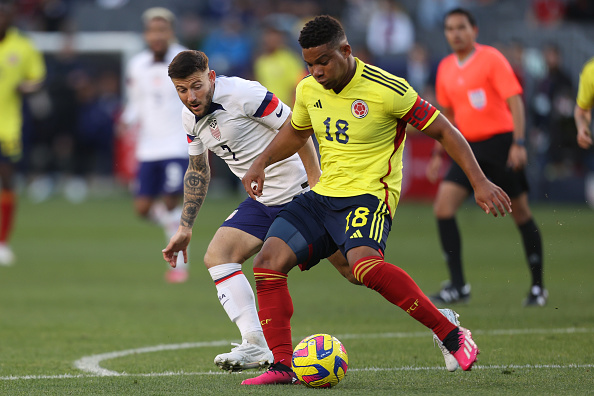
[574,57,594,207]
[0,0,45,265]
[240,15,511,385]
[574,57,594,150]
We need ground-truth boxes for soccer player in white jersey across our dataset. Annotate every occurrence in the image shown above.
[120,8,189,283]
[162,50,357,372]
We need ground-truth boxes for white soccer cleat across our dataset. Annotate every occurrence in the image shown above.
[433,308,461,372]
[214,340,274,372]
[0,243,15,266]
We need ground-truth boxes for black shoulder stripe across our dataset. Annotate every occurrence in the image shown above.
[363,65,408,92]
[361,74,406,96]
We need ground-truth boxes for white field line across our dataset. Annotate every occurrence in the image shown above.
[1,327,592,381]
[2,365,594,381]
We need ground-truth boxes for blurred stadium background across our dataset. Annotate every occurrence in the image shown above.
[14,0,594,205]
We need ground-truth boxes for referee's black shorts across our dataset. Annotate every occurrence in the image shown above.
[443,132,529,199]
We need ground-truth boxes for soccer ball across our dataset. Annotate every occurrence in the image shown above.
[292,333,348,388]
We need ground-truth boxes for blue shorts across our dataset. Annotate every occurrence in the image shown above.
[135,158,188,197]
[222,197,285,241]
[266,191,392,270]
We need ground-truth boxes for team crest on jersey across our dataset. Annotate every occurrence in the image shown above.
[468,88,487,110]
[351,99,369,119]
[208,117,221,140]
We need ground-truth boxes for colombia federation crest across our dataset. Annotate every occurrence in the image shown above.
[351,99,368,119]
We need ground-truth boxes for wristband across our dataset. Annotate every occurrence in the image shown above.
[513,138,526,147]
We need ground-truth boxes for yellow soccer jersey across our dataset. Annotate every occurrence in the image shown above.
[576,57,594,110]
[0,27,46,139]
[291,58,439,215]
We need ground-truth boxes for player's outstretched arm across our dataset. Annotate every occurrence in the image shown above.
[162,152,210,267]
[422,114,512,217]
[574,104,593,149]
[298,135,322,188]
[242,121,313,199]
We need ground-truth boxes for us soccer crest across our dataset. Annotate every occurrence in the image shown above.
[208,118,221,140]
[351,100,368,119]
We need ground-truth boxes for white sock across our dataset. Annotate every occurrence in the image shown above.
[208,263,266,347]
[148,201,167,225]
[163,205,188,270]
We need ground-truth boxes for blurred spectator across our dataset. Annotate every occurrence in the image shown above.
[0,0,46,265]
[366,0,414,73]
[201,14,253,78]
[253,24,305,106]
[178,12,204,50]
[530,44,576,179]
[565,0,594,21]
[527,0,565,27]
[26,33,83,203]
[416,0,460,31]
[70,71,115,199]
[393,42,437,100]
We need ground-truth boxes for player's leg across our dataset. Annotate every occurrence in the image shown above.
[510,192,547,306]
[327,250,362,285]
[431,179,472,304]
[242,193,333,385]
[161,159,188,282]
[210,198,287,371]
[338,195,478,371]
[205,226,274,371]
[0,139,21,266]
[0,162,16,266]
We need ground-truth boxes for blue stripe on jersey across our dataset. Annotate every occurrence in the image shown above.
[253,91,279,118]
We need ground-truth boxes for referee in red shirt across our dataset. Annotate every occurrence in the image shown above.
[427,8,547,307]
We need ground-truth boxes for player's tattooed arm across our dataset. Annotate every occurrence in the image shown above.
[181,152,210,228]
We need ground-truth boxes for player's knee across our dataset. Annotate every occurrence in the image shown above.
[345,270,363,286]
[203,251,217,269]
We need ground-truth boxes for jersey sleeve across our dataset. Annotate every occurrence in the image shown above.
[182,107,205,156]
[291,79,312,130]
[401,95,440,131]
[487,48,523,99]
[242,79,290,130]
[23,40,45,83]
[576,59,594,110]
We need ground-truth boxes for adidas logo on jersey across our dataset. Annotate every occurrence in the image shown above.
[313,99,322,109]
[350,230,363,239]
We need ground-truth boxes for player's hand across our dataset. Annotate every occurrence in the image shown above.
[473,179,512,217]
[426,154,442,184]
[507,144,527,171]
[241,164,266,200]
[577,126,593,149]
[162,227,192,268]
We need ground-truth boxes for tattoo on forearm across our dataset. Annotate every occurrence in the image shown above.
[181,153,210,228]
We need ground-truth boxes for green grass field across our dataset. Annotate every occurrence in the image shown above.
[1,194,593,395]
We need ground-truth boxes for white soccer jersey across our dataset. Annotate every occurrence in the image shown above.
[122,43,188,161]
[182,76,308,206]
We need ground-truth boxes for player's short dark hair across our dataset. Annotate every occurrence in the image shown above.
[168,50,209,79]
[444,8,477,27]
[298,15,346,50]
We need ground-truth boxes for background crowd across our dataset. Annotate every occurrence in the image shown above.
[11,0,594,204]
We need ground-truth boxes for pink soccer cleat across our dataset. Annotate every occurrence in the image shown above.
[452,327,479,371]
[241,362,300,385]
[165,268,188,283]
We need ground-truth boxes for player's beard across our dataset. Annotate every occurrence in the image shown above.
[189,82,215,118]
